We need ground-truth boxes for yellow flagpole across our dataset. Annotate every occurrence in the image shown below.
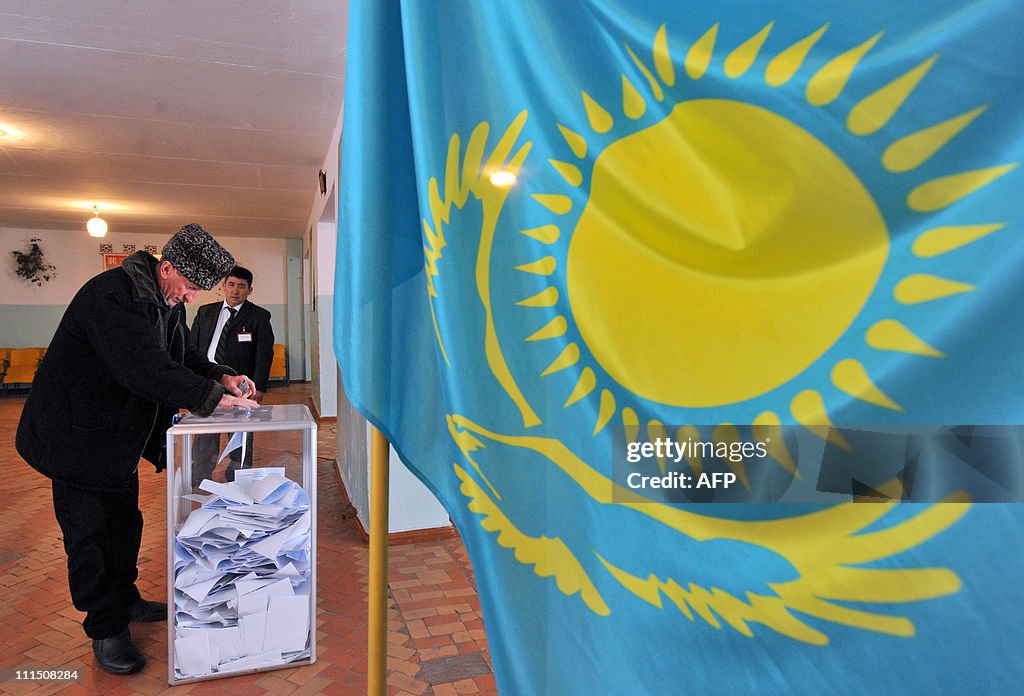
[368,425,390,695]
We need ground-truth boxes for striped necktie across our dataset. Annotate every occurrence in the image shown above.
[214,307,237,363]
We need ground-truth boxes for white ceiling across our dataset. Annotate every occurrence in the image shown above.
[0,0,347,239]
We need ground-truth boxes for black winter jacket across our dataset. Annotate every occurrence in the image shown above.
[16,252,232,491]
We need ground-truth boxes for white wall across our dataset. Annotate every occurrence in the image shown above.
[335,371,369,527]
[334,375,450,535]
[2,226,287,303]
[4,228,173,306]
[310,218,338,418]
[382,435,452,533]
[307,110,451,535]
[1,226,294,350]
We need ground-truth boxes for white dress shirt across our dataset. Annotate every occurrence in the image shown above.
[207,301,243,363]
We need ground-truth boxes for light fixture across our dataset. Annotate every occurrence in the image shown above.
[87,206,108,237]
[490,170,517,187]
[0,123,24,142]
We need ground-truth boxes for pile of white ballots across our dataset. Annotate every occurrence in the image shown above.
[173,469,311,678]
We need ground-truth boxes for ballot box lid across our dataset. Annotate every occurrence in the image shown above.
[168,403,316,434]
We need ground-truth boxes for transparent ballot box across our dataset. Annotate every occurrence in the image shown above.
[165,404,317,684]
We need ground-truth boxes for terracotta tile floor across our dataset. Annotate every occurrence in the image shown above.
[0,384,498,695]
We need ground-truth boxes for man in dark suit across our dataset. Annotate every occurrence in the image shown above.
[187,266,275,485]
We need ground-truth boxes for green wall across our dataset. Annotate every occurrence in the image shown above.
[0,305,67,348]
[1,304,290,353]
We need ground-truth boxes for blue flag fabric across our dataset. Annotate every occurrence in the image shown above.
[337,2,1024,694]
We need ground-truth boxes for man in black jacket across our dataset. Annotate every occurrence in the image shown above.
[186,266,275,485]
[15,223,260,675]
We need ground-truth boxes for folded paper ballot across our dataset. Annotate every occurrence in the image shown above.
[173,470,312,678]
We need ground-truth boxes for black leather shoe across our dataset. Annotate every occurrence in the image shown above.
[129,598,168,622]
[92,628,146,675]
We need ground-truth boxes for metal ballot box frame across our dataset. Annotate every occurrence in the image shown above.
[165,404,317,685]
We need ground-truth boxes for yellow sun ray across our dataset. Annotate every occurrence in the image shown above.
[685,23,718,79]
[515,256,557,276]
[865,320,944,358]
[622,407,639,443]
[625,44,665,102]
[712,423,750,488]
[790,390,851,450]
[520,224,561,244]
[557,123,587,158]
[883,106,988,172]
[846,55,938,136]
[517,287,559,307]
[724,22,774,78]
[831,359,903,412]
[676,425,703,475]
[541,343,580,376]
[532,193,573,215]
[549,159,583,186]
[765,24,829,87]
[752,412,799,479]
[565,367,596,408]
[894,274,974,304]
[526,316,567,342]
[912,223,1005,257]
[594,389,617,435]
[622,76,647,119]
[653,24,675,87]
[582,91,614,133]
[806,31,883,106]
[907,164,1017,211]
[648,420,668,473]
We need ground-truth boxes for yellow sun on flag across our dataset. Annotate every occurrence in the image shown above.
[516,22,1015,441]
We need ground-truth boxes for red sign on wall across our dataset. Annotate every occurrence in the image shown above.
[102,253,129,271]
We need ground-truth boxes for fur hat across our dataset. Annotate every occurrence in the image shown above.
[161,223,234,290]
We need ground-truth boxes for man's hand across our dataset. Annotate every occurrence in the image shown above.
[218,374,259,409]
[217,392,261,410]
[221,374,256,397]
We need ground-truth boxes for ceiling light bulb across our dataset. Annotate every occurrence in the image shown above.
[87,207,108,237]
[0,124,24,141]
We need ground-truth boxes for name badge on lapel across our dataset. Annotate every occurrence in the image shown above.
[237,331,253,343]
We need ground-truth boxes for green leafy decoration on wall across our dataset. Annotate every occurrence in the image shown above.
[11,238,57,286]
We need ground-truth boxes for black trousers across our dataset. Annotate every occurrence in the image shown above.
[51,476,143,639]
[190,432,254,488]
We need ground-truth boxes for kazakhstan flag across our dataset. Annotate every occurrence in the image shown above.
[336,1,1024,694]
